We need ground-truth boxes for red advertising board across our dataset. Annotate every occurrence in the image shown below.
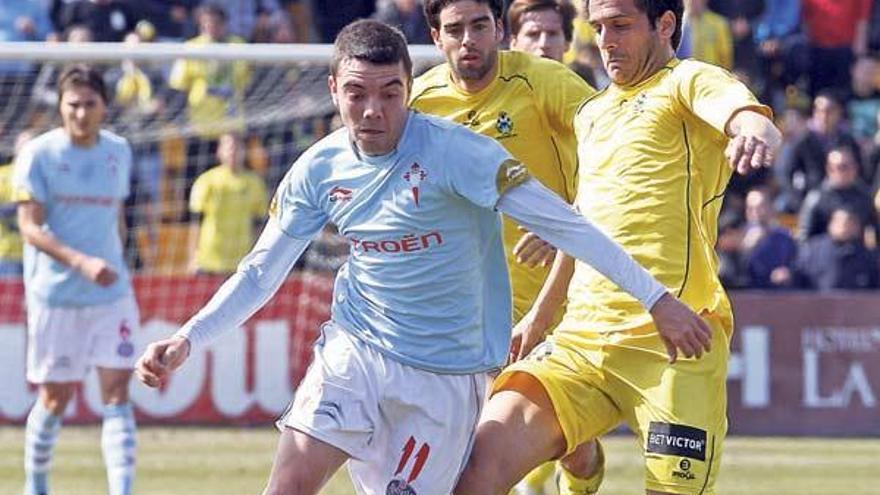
[1,279,878,436]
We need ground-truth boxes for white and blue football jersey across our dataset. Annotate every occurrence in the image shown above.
[273,111,524,373]
[14,128,133,306]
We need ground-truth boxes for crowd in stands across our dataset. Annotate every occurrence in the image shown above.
[1,0,880,290]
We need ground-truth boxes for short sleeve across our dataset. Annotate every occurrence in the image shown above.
[120,142,133,200]
[189,173,210,214]
[271,155,328,239]
[673,61,772,136]
[535,58,595,135]
[445,129,530,209]
[12,142,47,203]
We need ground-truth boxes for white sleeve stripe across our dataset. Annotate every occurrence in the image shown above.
[497,178,668,310]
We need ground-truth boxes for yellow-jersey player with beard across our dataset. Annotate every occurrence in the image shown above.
[412,3,593,326]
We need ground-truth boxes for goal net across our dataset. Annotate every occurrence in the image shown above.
[0,42,440,425]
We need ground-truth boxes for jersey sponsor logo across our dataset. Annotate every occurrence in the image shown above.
[386,436,430,494]
[495,111,514,136]
[329,186,353,203]
[402,163,428,207]
[59,162,71,173]
[646,422,707,461]
[672,458,696,481]
[349,231,444,255]
[495,159,530,194]
[51,194,115,207]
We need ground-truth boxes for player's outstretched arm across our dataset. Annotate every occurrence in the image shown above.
[725,109,782,175]
[510,253,574,362]
[497,179,712,362]
[135,218,316,388]
[17,200,118,286]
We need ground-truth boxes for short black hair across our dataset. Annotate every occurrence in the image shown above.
[331,19,412,80]
[588,0,684,50]
[196,2,229,22]
[57,64,108,104]
[508,0,577,43]
[424,0,504,30]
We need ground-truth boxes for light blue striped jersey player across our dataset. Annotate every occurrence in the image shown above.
[273,111,527,373]
[13,128,133,306]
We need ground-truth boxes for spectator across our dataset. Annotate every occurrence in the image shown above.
[741,188,799,288]
[680,0,733,69]
[798,146,877,240]
[373,0,430,44]
[0,1,53,42]
[779,91,862,211]
[707,0,764,76]
[847,56,880,144]
[801,0,872,96]
[169,2,251,213]
[794,206,880,289]
[753,0,807,108]
[209,0,290,41]
[507,0,576,63]
[51,0,142,42]
[138,0,198,41]
[717,211,749,289]
[0,130,35,277]
[311,0,375,43]
[188,132,267,275]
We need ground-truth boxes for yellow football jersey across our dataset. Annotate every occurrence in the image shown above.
[559,58,771,335]
[411,50,594,321]
[190,165,267,273]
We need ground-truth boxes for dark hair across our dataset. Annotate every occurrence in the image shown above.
[331,20,412,80]
[588,0,683,50]
[196,3,228,22]
[57,64,108,104]
[508,0,576,42]
[424,0,504,30]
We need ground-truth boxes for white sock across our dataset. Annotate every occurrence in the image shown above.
[101,403,137,495]
[24,401,61,495]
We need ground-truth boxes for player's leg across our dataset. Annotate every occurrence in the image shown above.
[606,317,731,495]
[456,372,567,495]
[91,296,140,495]
[23,303,83,495]
[263,428,349,495]
[557,439,605,495]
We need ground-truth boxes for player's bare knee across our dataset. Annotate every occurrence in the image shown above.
[560,439,600,478]
[264,472,321,495]
[40,384,76,415]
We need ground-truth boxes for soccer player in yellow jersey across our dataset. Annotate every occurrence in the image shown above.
[189,132,268,274]
[455,1,782,495]
[412,0,594,328]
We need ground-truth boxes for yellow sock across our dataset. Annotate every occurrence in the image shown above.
[513,461,558,495]
[557,441,605,495]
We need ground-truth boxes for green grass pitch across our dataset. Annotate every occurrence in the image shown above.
[1,426,877,494]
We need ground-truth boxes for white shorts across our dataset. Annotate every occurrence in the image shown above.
[26,295,140,383]
[278,321,489,495]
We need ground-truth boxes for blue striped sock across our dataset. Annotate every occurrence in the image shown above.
[102,403,137,495]
[24,401,61,495]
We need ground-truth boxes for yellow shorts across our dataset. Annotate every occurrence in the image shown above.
[495,314,732,495]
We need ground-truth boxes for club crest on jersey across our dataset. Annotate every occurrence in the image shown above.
[403,163,428,207]
[495,111,514,136]
[329,186,353,203]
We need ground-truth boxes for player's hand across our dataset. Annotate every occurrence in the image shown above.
[509,308,551,363]
[136,336,191,388]
[649,293,712,363]
[74,255,118,287]
[725,113,783,175]
[513,228,556,268]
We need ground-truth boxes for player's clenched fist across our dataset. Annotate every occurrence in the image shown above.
[725,110,783,175]
[136,336,191,388]
[648,293,713,363]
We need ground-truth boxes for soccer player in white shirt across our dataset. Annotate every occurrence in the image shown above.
[14,64,139,495]
[135,19,710,495]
